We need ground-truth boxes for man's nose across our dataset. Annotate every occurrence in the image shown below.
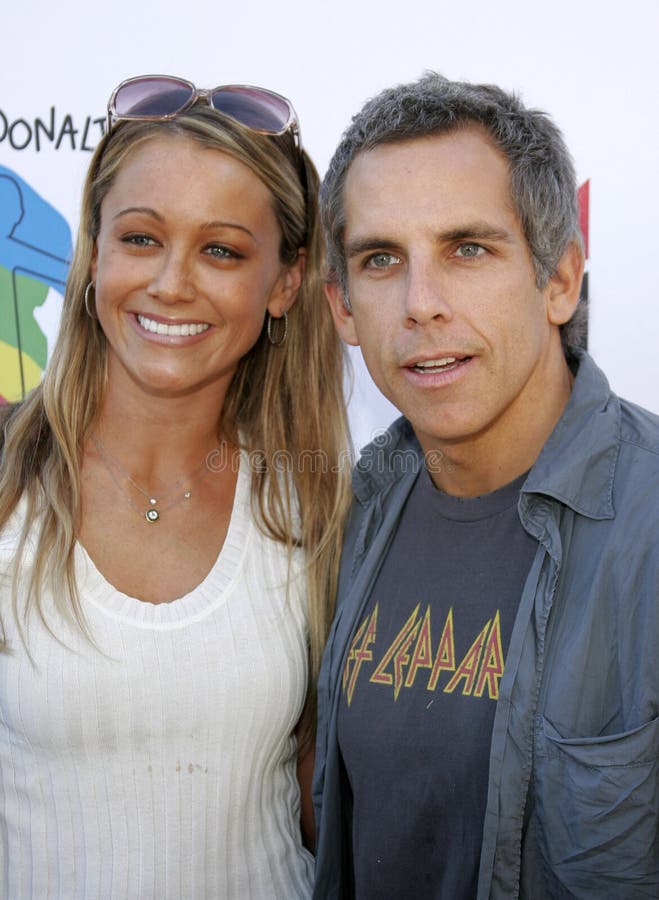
[403,258,453,326]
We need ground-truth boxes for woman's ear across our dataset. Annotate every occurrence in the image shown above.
[90,241,98,282]
[267,249,306,318]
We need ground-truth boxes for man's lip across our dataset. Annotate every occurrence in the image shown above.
[401,352,472,367]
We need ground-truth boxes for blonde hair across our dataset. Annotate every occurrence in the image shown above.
[0,104,351,745]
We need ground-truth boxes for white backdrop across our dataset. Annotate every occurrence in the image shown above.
[2,0,657,449]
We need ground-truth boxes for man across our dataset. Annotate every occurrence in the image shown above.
[312,73,658,899]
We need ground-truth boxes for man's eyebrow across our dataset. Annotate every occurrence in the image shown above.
[439,223,513,243]
[345,238,403,259]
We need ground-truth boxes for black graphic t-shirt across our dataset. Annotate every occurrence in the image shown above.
[337,467,538,899]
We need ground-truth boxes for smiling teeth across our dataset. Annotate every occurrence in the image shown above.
[137,315,210,336]
[414,357,457,369]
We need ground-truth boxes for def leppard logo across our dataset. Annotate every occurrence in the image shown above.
[342,603,506,706]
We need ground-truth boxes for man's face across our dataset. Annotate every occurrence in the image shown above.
[326,128,580,470]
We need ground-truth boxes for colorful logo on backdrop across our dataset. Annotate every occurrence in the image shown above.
[0,166,71,404]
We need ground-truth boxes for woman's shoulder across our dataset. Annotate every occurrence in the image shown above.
[0,405,25,552]
[0,402,19,424]
[0,497,28,550]
[0,402,19,453]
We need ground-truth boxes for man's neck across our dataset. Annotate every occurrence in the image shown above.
[420,359,575,498]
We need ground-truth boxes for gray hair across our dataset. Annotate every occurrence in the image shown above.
[321,72,587,352]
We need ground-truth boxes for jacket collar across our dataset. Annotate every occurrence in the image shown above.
[352,351,619,520]
[522,350,618,520]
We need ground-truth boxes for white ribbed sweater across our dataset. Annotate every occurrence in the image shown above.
[0,455,313,899]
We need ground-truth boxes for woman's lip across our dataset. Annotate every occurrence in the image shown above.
[133,312,211,326]
[136,313,210,337]
[130,313,214,344]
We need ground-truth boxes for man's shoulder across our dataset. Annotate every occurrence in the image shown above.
[611,398,659,534]
[527,354,656,517]
[618,396,659,457]
[570,352,658,453]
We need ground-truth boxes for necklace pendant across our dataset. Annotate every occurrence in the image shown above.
[145,508,160,524]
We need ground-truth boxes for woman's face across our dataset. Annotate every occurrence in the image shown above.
[91,134,302,403]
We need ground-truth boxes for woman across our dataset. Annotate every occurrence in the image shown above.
[0,76,350,899]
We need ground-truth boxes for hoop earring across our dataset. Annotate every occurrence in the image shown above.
[84,281,98,319]
[267,311,288,347]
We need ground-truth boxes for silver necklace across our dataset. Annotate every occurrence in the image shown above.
[91,432,211,524]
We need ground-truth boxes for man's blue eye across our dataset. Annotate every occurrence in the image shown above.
[456,243,484,258]
[366,253,400,268]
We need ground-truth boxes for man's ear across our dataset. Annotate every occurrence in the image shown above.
[267,249,306,318]
[324,279,360,346]
[546,239,585,326]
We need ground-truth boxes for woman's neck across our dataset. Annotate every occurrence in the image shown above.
[90,384,230,487]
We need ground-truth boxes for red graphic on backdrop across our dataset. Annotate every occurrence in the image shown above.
[577,180,590,345]
[578,180,589,259]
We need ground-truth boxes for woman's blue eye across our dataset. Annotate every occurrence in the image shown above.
[206,245,236,259]
[123,233,155,246]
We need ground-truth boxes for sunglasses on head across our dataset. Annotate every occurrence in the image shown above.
[107,75,301,149]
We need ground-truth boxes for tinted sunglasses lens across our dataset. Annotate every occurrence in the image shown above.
[210,87,291,133]
[113,77,194,118]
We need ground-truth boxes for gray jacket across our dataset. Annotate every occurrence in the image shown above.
[312,352,659,899]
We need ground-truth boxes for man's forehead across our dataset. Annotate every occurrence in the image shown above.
[345,125,502,186]
[341,128,516,235]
